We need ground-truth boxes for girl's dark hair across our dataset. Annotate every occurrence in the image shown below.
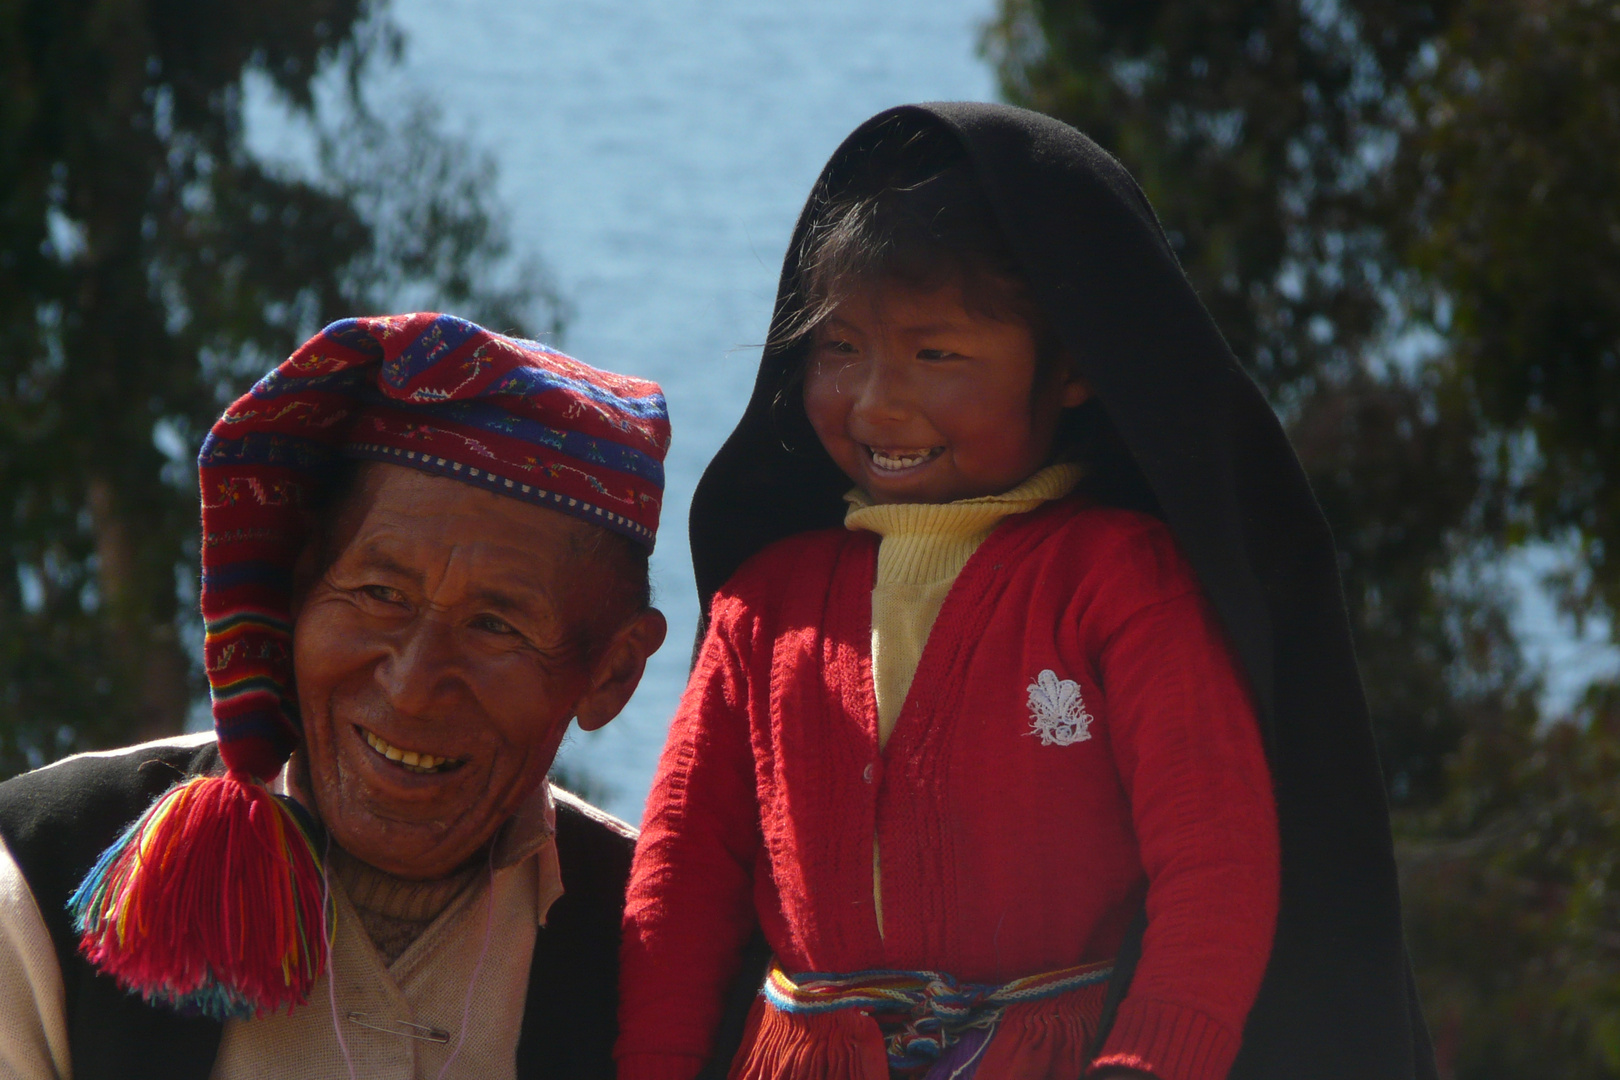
[776,123,1056,359]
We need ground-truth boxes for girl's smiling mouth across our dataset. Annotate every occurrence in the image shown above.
[865,445,944,472]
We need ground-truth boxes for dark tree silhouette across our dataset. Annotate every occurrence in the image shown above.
[986,2,1620,1074]
[0,0,558,776]
[982,0,1532,809]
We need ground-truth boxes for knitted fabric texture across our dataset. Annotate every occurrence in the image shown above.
[618,501,1277,1080]
[70,312,666,1021]
[843,462,1085,746]
[327,846,481,964]
[199,311,669,782]
[843,463,1084,939]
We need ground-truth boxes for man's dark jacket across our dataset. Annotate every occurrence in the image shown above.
[0,737,634,1080]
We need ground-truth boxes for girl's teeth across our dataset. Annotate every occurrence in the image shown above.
[870,449,935,470]
[363,728,451,773]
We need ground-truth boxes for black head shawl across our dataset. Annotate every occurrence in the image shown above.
[689,103,1437,1080]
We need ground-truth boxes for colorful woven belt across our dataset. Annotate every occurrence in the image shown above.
[763,959,1114,1069]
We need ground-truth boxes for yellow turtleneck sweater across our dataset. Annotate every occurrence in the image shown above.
[845,462,1086,749]
[844,462,1085,936]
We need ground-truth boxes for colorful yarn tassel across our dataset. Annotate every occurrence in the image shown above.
[68,774,326,1019]
[729,996,891,1080]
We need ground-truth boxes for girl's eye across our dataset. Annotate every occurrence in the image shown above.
[361,584,407,605]
[815,337,857,354]
[917,348,961,361]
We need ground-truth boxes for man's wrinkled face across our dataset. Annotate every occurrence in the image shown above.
[290,464,660,880]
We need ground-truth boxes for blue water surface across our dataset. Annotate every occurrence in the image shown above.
[379,0,998,821]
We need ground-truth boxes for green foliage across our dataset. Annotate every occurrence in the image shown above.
[1390,6,1620,1071]
[987,1,1620,1074]
[984,0,1454,397]
[1402,693,1620,1078]
[1400,0,1620,615]
[0,0,557,777]
[982,0,1525,807]
[1288,371,1534,803]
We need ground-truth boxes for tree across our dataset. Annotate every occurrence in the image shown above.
[1399,0,1620,618]
[0,0,557,777]
[1401,689,1620,1078]
[1392,4,1620,1075]
[985,2,1620,1075]
[982,0,1529,808]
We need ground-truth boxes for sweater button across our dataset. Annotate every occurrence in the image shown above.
[863,763,874,784]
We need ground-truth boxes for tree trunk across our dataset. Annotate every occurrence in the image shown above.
[85,476,192,742]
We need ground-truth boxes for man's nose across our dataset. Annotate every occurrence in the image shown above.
[376,616,458,716]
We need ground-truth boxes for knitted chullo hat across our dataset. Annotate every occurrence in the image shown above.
[69,312,669,1019]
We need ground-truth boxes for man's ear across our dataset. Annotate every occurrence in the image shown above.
[574,608,668,731]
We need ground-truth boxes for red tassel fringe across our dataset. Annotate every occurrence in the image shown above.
[70,773,326,1019]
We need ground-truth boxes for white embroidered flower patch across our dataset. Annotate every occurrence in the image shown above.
[1026,669,1093,746]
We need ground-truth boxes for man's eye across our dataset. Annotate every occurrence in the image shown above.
[470,614,517,635]
[361,585,407,605]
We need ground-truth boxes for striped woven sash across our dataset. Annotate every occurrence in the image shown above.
[762,959,1114,1071]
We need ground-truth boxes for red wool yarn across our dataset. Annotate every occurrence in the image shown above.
[71,775,325,1018]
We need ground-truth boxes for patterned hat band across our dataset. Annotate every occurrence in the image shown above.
[341,387,663,546]
[345,440,656,545]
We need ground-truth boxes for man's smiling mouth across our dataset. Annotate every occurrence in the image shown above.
[865,446,943,471]
[358,726,466,775]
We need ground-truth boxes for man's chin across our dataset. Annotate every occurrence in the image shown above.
[319,778,501,879]
[291,744,543,879]
[329,813,488,881]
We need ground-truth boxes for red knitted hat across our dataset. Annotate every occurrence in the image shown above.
[199,312,668,783]
[70,314,669,1019]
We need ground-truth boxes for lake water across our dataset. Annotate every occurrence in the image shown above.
[243,0,1618,823]
[376,0,998,821]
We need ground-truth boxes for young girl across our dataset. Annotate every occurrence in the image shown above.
[617,105,1435,1080]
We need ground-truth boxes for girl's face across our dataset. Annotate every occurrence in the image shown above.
[803,280,1091,504]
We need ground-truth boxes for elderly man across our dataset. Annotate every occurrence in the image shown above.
[0,314,669,1079]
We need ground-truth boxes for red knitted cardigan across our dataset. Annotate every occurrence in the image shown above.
[618,499,1279,1080]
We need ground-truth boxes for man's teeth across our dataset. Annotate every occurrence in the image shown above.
[363,729,455,774]
[869,448,938,471]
